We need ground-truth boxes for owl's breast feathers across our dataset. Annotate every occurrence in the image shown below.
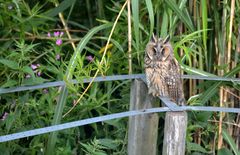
[145,57,185,105]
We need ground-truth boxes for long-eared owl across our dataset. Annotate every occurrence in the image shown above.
[144,34,185,105]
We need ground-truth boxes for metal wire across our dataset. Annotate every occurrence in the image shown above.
[0,105,239,143]
[0,74,239,143]
[1,74,240,94]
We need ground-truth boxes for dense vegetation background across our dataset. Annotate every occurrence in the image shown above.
[0,0,239,154]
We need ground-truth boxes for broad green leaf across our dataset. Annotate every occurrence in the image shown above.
[0,59,19,70]
[218,148,234,155]
[21,66,35,77]
[1,80,18,88]
[187,142,210,153]
[22,77,47,86]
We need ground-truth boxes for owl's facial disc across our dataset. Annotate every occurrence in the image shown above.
[161,46,170,61]
[147,51,153,60]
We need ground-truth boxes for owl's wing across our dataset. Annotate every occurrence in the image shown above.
[145,67,154,88]
[166,59,185,105]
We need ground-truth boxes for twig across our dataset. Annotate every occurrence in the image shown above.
[128,0,132,74]
[208,119,240,128]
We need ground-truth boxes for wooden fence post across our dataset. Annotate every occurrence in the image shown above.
[162,111,188,155]
[128,79,159,155]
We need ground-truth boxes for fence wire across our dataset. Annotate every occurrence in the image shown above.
[0,74,240,143]
[1,74,240,94]
[0,105,239,143]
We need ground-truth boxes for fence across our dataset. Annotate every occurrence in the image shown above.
[0,74,240,154]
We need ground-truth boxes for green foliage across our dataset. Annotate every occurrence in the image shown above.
[0,0,239,154]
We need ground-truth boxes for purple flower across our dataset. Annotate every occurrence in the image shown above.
[54,31,60,37]
[1,112,9,120]
[73,100,77,105]
[60,32,64,37]
[56,39,62,46]
[8,5,13,10]
[25,74,31,78]
[86,55,94,62]
[43,89,48,94]
[47,32,51,37]
[37,71,41,77]
[56,54,61,60]
[31,64,38,70]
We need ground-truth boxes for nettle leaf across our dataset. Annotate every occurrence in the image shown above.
[21,66,35,77]
[22,77,47,86]
[217,148,234,155]
[0,59,19,70]
[187,142,210,153]
[1,80,18,88]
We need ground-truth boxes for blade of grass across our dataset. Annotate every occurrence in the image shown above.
[160,10,168,37]
[222,129,240,155]
[201,0,208,70]
[200,64,240,105]
[145,0,154,38]
[165,0,194,32]
[131,0,140,61]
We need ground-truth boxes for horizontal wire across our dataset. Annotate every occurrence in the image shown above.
[0,105,239,143]
[0,74,240,143]
[1,74,240,94]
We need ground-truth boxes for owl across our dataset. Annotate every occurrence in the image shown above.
[144,34,185,105]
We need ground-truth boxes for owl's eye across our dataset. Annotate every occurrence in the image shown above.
[161,48,165,55]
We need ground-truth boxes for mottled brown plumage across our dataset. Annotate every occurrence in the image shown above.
[144,34,185,105]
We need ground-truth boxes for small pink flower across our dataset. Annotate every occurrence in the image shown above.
[1,112,9,120]
[86,55,94,62]
[60,32,64,37]
[43,89,48,94]
[47,32,51,37]
[31,64,38,70]
[54,31,60,37]
[25,74,31,78]
[73,99,77,106]
[56,39,62,46]
[56,54,60,60]
[8,5,13,10]
[37,71,41,77]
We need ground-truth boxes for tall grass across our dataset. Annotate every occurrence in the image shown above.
[0,0,239,154]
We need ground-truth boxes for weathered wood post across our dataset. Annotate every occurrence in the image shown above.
[162,111,188,155]
[128,79,159,155]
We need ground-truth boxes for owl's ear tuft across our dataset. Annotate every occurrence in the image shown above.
[163,35,170,44]
[151,33,157,43]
